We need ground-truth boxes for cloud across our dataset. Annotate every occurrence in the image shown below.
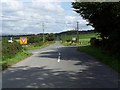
[32,0,65,15]
[2,0,23,12]
[1,0,93,35]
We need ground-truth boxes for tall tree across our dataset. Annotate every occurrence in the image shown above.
[72,2,120,55]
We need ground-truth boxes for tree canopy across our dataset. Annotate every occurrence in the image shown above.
[72,2,120,56]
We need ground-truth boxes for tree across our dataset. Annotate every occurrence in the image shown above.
[72,2,120,55]
[46,33,55,41]
[28,35,42,43]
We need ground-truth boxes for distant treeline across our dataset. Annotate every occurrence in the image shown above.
[59,30,95,35]
[2,30,94,39]
[2,33,49,39]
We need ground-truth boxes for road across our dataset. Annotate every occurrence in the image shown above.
[2,41,119,88]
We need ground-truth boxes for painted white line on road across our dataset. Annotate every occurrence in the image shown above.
[58,56,60,62]
[58,52,61,62]
[59,52,61,56]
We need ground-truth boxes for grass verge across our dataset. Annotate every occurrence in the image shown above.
[25,41,55,50]
[78,46,120,73]
[0,50,32,70]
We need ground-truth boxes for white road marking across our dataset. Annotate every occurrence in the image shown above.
[59,52,61,56]
[58,56,60,62]
[58,52,61,62]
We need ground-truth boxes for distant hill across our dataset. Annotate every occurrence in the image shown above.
[59,30,95,35]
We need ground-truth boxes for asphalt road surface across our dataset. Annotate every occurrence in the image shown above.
[2,41,119,88]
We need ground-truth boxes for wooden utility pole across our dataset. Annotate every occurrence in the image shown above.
[77,21,79,43]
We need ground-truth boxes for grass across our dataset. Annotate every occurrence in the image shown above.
[25,41,55,50]
[0,50,32,70]
[15,39,20,43]
[78,46,120,73]
[61,33,97,41]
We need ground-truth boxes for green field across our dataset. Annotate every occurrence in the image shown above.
[60,33,98,46]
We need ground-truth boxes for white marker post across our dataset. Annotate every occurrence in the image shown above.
[58,52,61,62]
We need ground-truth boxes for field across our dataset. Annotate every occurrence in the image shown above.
[60,33,98,46]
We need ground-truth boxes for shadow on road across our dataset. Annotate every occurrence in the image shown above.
[36,46,98,66]
[37,46,82,60]
[3,65,118,88]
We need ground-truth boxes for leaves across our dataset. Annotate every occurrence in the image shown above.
[2,40,22,60]
[72,2,120,56]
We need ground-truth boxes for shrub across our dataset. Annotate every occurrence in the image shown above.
[28,35,43,44]
[66,39,71,42]
[90,37,101,47]
[2,40,22,60]
[33,42,44,47]
[46,33,55,41]
[1,61,8,70]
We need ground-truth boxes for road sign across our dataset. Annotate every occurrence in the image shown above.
[20,37,27,44]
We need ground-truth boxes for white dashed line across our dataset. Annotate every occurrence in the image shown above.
[58,52,61,62]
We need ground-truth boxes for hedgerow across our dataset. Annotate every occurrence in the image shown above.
[2,39,22,60]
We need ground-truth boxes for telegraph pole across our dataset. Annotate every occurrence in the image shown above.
[76,21,79,43]
[42,22,45,43]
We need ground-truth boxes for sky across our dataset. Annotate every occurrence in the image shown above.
[0,0,94,35]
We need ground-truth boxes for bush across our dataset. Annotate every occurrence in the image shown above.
[2,40,22,60]
[66,39,71,42]
[46,33,55,41]
[90,37,101,47]
[33,42,44,47]
[28,35,43,44]
[1,61,8,70]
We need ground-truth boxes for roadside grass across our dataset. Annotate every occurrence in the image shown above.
[0,50,32,70]
[25,41,55,50]
[15,39,19,43]
[78,46,120,73]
